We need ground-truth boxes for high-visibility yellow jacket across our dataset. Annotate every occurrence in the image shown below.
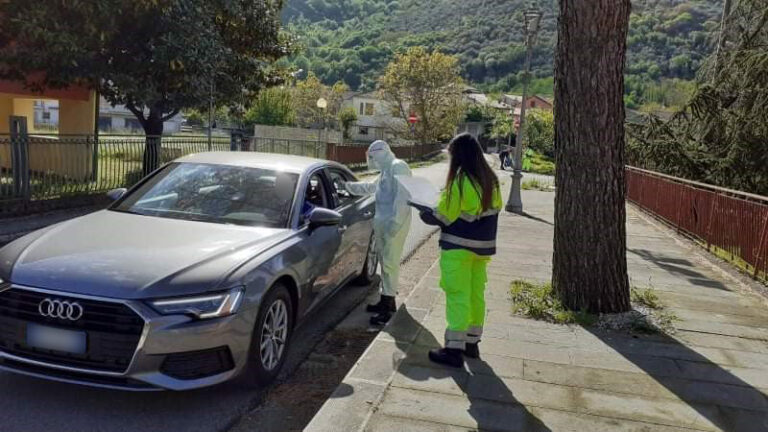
[420,173,502,255]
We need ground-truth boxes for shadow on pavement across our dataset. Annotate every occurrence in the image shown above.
[583,327,768,432]
[519,212,554,226]
[628,248,730,290]
[384,306,552,432]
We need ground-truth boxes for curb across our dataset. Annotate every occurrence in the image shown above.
[304,236,442,432]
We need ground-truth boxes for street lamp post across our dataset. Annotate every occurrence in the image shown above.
[506,8,542,214]
[316,97,328,143]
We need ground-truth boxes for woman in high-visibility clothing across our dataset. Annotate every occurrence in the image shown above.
[418,133,502,367]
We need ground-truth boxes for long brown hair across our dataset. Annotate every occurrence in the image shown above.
[445,133,499,210]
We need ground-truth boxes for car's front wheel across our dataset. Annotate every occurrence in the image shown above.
[238,283,293,387]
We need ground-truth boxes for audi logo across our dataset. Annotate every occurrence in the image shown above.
[38,298,84,321]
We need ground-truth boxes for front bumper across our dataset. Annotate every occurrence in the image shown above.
[0,285,257,391]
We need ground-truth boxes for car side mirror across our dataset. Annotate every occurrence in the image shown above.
[308,208,342,229]
[107,188,127,201]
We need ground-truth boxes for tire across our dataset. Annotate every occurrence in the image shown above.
[237,283,293,388]
[354,230,378,285]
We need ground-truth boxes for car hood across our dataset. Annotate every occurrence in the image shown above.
[3,210,291,299]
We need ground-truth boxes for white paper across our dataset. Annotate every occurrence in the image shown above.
[396,175,440,207]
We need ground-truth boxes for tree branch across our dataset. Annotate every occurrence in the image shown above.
[125,102,147,124]
[160,108,181,122]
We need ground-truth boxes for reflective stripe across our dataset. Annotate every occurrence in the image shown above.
[440,233,496,249]
[433,210,452,226]
[468,326,483,337]
[445,329,466,350]
[466,334,482,344]
[466,325,483,344]
[458,209,500,222]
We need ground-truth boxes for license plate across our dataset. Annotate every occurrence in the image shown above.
[26,324,87,354]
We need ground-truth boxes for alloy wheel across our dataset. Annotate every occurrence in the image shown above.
[259,299,288,371]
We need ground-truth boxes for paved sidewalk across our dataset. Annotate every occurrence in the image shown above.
[306,185,768,432]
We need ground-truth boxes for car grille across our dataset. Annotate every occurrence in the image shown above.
[0,288,144,373]
[160,346,234,380]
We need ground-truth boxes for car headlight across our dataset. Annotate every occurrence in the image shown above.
[148,287,244,319]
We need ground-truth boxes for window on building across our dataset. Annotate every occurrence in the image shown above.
[364,103,375,116]
[391,106,401,117]
[359,102,365,115]
[530,100,536,108]
[359,127,369,136]
[42,112,51,120]
[98,117,112,131]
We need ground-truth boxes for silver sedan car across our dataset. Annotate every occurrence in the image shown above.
[0,152,377,390]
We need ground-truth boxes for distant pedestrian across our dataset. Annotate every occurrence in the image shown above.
[416,133,502,368]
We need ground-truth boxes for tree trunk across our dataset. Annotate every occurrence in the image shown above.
[142,111,164,177]
[552,0,632,313]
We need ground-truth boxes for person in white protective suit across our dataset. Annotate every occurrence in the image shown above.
[345,140,412,325]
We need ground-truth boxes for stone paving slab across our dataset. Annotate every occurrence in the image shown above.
[306,188,768,432]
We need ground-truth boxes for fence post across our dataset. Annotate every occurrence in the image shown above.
[230,132,240,151]
[754,213,768,278]
[9,116,30,199]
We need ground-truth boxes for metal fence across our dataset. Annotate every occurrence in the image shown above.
[0,133,441,216]
[626,166,768,280]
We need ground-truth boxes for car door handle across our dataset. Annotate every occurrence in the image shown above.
[338,225,348,233]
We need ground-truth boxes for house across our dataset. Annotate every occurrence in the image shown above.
[98,97,184,134]
[1,77,98,180]
[500,94,553,111]
[341,92,402,143]
[33,100,59,131]
[463,87,509,110]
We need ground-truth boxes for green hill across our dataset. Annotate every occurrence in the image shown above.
[282,0,722,105]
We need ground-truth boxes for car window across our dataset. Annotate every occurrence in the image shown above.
[328,169,355,209]
[113,163,298,228]
[301,172,330,224]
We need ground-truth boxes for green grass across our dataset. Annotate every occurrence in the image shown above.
[521,178,554,191]
[510,280,677,334]
[702,243,767,284]
[509,280,597,326]
[630,287,662,309]
[527,151,556,176]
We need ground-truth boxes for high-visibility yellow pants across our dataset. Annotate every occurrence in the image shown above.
[439,249,489,350]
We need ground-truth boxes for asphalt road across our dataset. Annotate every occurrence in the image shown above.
[0,160,451,432]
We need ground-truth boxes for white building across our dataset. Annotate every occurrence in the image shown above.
[342,92,404,143]
[98,97,184,134]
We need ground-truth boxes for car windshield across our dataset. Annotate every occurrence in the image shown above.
[113,163,299,228]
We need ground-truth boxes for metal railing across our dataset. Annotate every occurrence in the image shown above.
[0,133,440,216]
[626,166,768,280]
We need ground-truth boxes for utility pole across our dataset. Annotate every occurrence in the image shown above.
[506,9,542,214]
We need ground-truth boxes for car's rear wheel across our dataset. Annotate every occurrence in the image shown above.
[354,231,378,285]
[238,283,293,387]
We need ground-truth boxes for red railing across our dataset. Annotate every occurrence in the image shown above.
[626,166,768,279]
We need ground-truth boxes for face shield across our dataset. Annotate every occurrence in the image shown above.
[367,140,393,171]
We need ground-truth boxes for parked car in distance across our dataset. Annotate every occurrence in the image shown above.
[0,152,377,391]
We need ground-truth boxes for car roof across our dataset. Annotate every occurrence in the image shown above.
[174,151,337,174]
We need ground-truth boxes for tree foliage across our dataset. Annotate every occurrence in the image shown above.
[244,87,297,129]
[338,107,358,139]
[526,109,555,157]
[627,0,768,195]
[292,73,349,128]
[378,47,465,143]
[282,0,722,106]
[0,0,291,172]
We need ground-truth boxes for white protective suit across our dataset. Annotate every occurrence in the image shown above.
[346,140,412,297]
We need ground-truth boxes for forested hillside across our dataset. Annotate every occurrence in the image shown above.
[283,0,723,105]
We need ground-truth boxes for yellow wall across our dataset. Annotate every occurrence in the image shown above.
[12,98,36,133]
[59,92,96,135]
[0,91,96,179]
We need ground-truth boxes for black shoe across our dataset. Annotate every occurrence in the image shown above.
[366,295,396,313]
[369,311,393,326]
[428,348,464,368]
[464,342,480,359]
